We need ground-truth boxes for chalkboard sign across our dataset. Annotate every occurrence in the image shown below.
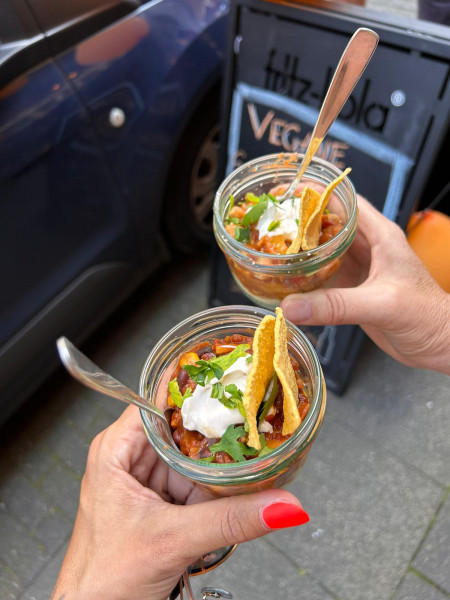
[210,0,450,393]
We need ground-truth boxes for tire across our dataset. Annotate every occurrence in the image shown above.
[163,89,220,253]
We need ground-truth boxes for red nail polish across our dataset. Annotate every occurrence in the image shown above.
[261,502,310,529]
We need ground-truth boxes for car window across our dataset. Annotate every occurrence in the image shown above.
[27,0,139,33]
[0,0,47,84]
[0,0,40,43]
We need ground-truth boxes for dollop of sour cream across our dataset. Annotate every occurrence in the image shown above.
[181,353,275,439]
[181,355,251,438]
[256,197,300,241]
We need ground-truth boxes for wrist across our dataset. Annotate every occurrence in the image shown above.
[51,549,116,600]
[420,289,450,374]
[433,292,450,375]
[52,578,125,600]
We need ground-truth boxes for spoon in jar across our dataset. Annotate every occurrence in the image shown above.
[56,336,177,448]
[277,27,379,203]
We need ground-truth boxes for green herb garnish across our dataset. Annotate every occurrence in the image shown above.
[257,373,278,424]
[241,200,268,228]
[235,226,250,242]
[208,425,258,462]
[211,383,246,417]
[228,217,240,225]
[268,220,280,232]
[183,344,250,386]
[198,455,215,463]
[225,195,235,221]
[212,345,250,372]
[258,444,273,458]
[211,381,225,400]
[168,379,193,408]
[246,192,260,204]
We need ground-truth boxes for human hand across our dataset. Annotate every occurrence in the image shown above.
[51,406,309,600]
[281,195,450,374]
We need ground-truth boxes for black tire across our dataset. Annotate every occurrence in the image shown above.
[163,89,220,253]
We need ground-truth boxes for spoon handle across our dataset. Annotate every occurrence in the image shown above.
[282,27,379,198]
[56,336,165,419]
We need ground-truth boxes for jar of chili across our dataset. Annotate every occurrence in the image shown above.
[213,153,358,309]
[139,305,326,498]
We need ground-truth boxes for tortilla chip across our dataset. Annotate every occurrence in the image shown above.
[286,187,321,254]
[302,168,352,250]
[273,307,301,436]
[243,315,276,449]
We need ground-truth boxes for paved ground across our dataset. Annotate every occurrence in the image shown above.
[1,251,449,600]
[4,2,450,600]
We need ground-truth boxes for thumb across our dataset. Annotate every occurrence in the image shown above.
[281,285,386,328]
[171,489,309,563]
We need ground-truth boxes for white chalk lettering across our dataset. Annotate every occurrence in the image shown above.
[248,103,274,140]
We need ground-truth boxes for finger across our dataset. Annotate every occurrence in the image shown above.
[356,195,401,247]
[98,406,159,478]
[104,405,149,456]
[112,403,145,432]
[281,283,393,329]
[168,489,309,563]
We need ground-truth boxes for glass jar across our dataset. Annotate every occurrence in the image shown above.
[139,305,326,498]
[213,153,357,309]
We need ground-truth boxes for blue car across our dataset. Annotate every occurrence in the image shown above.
[0,0,228,421]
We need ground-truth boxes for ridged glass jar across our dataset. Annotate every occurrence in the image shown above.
[213,153,357,309]
[139,305,326,498]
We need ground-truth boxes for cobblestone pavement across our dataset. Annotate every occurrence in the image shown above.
[2,251,449,600]
[3,2,450,600]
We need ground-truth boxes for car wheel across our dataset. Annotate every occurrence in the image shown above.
[163,91,220,253]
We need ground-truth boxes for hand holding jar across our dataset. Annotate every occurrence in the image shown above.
[282,195,450,375]
[213,153,358,310]
[51,406,309,600]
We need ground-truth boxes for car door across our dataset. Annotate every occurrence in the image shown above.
[0,0,143,416]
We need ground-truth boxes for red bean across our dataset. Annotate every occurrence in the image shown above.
[197,345,213,357]
[177,368,189,388]
[172,428,181,446]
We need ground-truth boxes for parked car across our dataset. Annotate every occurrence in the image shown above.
[0,0,228,422]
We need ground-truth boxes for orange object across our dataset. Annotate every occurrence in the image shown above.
[75,18,149,65]
[407,210,450,292]
[179,352,200,367]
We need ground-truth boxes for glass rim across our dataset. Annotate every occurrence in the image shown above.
[213,152,357,265]
[139,305,325,485]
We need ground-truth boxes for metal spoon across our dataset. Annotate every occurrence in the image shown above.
[56,336,176,447]
[278,27,379,202]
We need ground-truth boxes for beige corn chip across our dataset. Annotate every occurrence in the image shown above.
[273,307,301,436]
[286,187,321,254]
[243,315,276,450]
[302,168,352,250]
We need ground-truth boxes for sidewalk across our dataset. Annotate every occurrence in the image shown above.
[1,251,448,600]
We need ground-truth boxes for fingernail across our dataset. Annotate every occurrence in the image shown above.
[261,502,310,530]
[282,299,313,323]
